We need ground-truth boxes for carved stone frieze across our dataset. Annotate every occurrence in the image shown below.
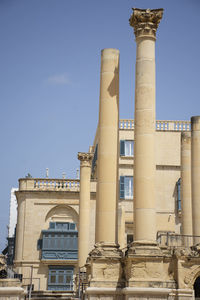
[78,152,93,167]
[174,245,200,258]
[129,8,163,39]
[88,242,123,259]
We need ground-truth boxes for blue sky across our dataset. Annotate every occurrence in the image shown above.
[0,0,199,251]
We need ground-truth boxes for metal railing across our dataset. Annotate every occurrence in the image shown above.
[157,233,200,248]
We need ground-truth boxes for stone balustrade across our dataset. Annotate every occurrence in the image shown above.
[19,178,80,191]
[18,178,97,192]
[119,119,191,131]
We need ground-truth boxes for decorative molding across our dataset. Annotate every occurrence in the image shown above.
[42,250,78,260]
[129,8,163,39]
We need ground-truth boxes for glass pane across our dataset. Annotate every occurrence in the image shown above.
[124,141,134,156]
[70,223,75,230]
[125,177,133,199]
[50,238,55,249]
[58,275,64,283]
[66,275,72,283]
[50,275,56,283]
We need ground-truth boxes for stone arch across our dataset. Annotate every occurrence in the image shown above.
[184,265,200,290]
[45,204,79,226]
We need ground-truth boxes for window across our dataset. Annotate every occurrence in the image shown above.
[120,140,134,156]
[41,222,78,260]
[48,266,73,291]
[127,234,133,245]
[49,222,76,231]
[177,178,181,211]
[120,176,133,199]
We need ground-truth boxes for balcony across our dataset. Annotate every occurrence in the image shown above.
[157,232,200,248]
[40,222,78,261]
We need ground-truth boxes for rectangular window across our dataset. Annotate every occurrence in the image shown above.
[48,266,73,291]
[120,140,134,156]
[120,176,133,199]
[41,222,78,260]
[127,234,133,245]
[47,222,76,231]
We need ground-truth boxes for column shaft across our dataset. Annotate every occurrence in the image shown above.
[191,116,200,243]
[78,153,92,268]
[181,132,193,242]
[134,37,156,241]
[95,48,119,244]
[129,8,163,242]
[15,195,25,263]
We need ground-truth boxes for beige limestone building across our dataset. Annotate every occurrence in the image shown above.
[12,119,192,298]
[8,7,200,300]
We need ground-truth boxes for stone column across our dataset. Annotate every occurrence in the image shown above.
[77,152,93,268]
[191,116,200,244]
[95,48,119,246]
[181,132,193,241]
[129,8,163,242]
[14,193,26,271]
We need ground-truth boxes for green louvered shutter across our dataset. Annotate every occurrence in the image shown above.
[120,140,125,156]
[120,176,125,199]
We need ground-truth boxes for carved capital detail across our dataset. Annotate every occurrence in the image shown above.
[78,152,93,167]
[129,8,163,39]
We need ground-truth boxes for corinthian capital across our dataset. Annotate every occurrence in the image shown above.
[129,8,163,39]
[78,152,93,167]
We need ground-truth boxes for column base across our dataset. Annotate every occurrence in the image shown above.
[88,242,123,259]
[86,242,124,289]
[125,241,176,289]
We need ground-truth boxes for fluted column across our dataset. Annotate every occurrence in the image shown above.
[181,132,193,241]
[95,48,119,245]
[129,8,163,242]
[78,152,93,268]
[191,116,200,244]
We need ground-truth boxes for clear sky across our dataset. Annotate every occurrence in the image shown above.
[0,0,199,251]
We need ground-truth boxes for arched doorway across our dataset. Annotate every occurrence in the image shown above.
[194,276,200,299]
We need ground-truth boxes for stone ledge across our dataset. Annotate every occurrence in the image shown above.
[0,279,22,288]
[123,287,172,295]
[86,287,122,295]
[0,287,25,295]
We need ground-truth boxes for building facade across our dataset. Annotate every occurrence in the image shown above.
[10,7,200,300]
[12,119,190,297]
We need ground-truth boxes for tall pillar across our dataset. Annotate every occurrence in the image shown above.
[85,49,122,296]
[181,132,193,240]
[129,8,163,242]
[191,116,200,244]
[77,152,93,268]
[95,48,119,246]
[14,194,26,272]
